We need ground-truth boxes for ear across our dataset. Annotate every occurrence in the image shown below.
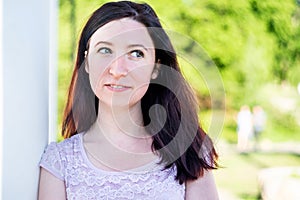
[151,60,161,79]
[151,68,159,79]
[84,51,89,73]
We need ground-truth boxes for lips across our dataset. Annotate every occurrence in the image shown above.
[104,84,131,92]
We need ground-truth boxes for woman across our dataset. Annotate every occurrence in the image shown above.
[38,1,219,199]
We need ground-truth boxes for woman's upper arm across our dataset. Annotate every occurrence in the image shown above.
[38,167,66,200]
[185,170,219,200]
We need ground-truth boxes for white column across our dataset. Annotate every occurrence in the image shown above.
[0,0,3,198]
[49,0,58,142]
[0,0,57,199]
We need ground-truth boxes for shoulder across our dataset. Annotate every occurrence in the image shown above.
[57,133,82,151]
[185,170,219,200]
[43,133,81,155]
[39,133,83,180]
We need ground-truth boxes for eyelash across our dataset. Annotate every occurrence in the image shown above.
[97,47,145,59]
[130,50,144,58]
[98,47,112,54]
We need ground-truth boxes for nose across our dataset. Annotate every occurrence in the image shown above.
[108,54,128,79]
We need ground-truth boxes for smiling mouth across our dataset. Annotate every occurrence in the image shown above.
[105,84,131,91]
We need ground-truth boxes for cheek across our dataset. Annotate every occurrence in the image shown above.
[88,58,111,94]
[128,69,153,105]
[89,70,103,96]
[129,84,150,106]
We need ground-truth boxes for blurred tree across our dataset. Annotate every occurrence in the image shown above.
[70,0,76,61]
[58,0,299,101]
[56,0,300,141]
[249,0,300,83]
[153,0,299,107]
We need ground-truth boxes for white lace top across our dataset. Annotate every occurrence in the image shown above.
[39,133,185,200]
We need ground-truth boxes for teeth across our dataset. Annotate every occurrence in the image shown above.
[110,85,124,89]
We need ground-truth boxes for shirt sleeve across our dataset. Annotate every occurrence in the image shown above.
[39,142,65,181]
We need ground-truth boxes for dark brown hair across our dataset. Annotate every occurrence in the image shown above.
[62,1,218,184]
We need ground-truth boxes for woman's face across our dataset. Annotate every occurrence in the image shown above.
[86,18,156,108]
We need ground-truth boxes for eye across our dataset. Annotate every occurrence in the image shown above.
[130,50,144,58]
[98,47,112,54]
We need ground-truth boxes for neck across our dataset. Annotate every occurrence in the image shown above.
[84,101,156,163]
[91,101,149,140]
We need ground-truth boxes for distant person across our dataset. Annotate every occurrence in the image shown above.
[252,105,266,148]
[236,105,253,152]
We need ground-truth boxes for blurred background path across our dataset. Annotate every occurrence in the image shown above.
[214,140,300,200]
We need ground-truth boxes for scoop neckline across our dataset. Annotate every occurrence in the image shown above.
[78,132,162,174]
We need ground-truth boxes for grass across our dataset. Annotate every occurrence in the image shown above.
[203,107,300,199]
[213,144,300,199]
[199,110,300,198]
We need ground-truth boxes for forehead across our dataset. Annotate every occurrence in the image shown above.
[89,18,154,48]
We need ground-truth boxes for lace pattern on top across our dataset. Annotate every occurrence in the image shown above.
[40,133,185,200]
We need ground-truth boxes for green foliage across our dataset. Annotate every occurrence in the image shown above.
[249,0,300,81]
[57,0,300,142]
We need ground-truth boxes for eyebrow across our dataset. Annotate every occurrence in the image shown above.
[128,44,149,52]
[94,41,113,47]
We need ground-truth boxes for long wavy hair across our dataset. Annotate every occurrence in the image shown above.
[62,0,218,184]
